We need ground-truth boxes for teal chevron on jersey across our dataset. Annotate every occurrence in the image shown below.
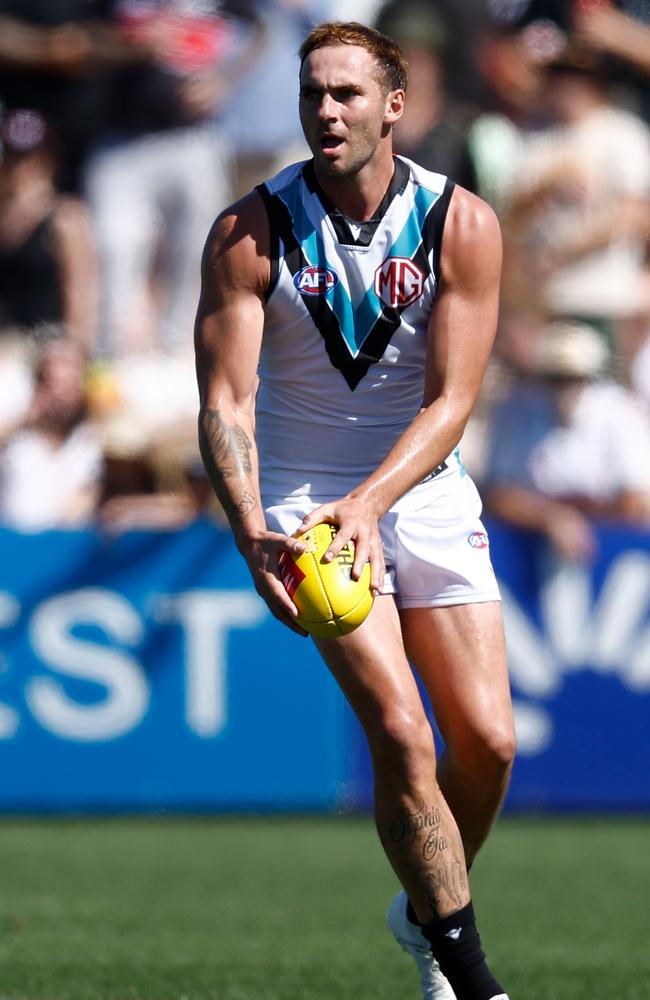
[279,174,323,272]
[452,447,467,476]
[387,185,440,260]
[276,169,442,360]
[256,154,459,495]
[278,177,362,357]
[353,186,442,338]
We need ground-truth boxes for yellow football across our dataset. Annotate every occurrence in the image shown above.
[279,522,374,638]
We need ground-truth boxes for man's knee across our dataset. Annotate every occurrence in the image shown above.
[484,724,516,774]
[451,722,516,786]
[367,707,436,787]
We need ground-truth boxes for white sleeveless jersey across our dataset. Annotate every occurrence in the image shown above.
[255,155,462,501]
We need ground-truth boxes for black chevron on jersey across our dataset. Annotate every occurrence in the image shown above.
[256,174,451,391]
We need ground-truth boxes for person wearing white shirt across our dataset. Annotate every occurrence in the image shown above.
[484,321,650,561]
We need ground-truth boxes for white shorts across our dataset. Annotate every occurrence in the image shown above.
[264,471,501,609]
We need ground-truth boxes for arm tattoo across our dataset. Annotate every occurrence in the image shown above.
[237,490,258,517]
[202,407,252,478]
[198,407,258,524]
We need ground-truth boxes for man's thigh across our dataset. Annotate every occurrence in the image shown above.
[399,601,513,756]
[313,595,429,738]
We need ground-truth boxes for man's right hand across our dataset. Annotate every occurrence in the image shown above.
[239,531,310,637]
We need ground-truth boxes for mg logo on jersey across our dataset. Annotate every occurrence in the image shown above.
[374,257,425,309]
[294,265,339,295]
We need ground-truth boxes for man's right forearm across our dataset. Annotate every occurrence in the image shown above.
[197,404,264,547]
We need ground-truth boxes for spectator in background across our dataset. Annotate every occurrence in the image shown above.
[483,321,650,562]
[0,0,122,193]
[85,0,264,358]
[501,45,650,345]
[0,339,102,530]
[575,1,650,124]
[374,2,478,191]
[96,413,185,531]
[0,338,32,441]
[96,410,224,531]
[0,108,97,350]
[458,15,554,371]
[375,0,489,108]
[468,16,552,212]
[630,325,650,412]
[220,0,328,198]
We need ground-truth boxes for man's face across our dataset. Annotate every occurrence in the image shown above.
[299,44,400,179]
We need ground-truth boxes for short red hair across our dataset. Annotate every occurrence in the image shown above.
[299,21,408,93]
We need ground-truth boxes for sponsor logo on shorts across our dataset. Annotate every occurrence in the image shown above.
[293,265,339,295]
[374,257,425,309]
[468,531,489,549]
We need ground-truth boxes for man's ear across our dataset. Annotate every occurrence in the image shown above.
[384,88,405,125]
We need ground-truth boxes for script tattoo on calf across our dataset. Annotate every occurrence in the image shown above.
[416,861,467,913]
[199,407,257,518]
[390,800,468,913]
[390,801,448,859]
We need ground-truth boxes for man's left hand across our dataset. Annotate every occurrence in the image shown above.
[297,497,386,597]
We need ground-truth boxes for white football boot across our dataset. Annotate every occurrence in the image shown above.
[386,891,457,1000]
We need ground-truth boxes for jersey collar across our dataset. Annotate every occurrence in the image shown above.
[303,156,410,248]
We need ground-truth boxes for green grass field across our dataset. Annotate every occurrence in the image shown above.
[0,815,648,1000]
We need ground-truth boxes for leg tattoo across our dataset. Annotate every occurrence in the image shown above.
[388,799,468,915]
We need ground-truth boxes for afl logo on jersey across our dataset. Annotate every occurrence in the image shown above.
[467,531,489,549]
[294,265,339,295]
[375,257,425,309]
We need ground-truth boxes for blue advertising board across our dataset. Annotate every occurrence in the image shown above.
[349,519,650,812]
[0,522,348,811]
[492,520,650,811]
[1,519,649,812]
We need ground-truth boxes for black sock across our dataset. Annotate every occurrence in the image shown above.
[418,901,504,1000]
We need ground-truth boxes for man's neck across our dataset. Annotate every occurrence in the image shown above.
[312,153,397,223]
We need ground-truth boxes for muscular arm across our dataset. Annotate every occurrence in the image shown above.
[300,187,502,587]
[360,188,501,508]
[194,192,306,632]
[195,197,266,544]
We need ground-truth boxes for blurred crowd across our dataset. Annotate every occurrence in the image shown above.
[0,0,649,560]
